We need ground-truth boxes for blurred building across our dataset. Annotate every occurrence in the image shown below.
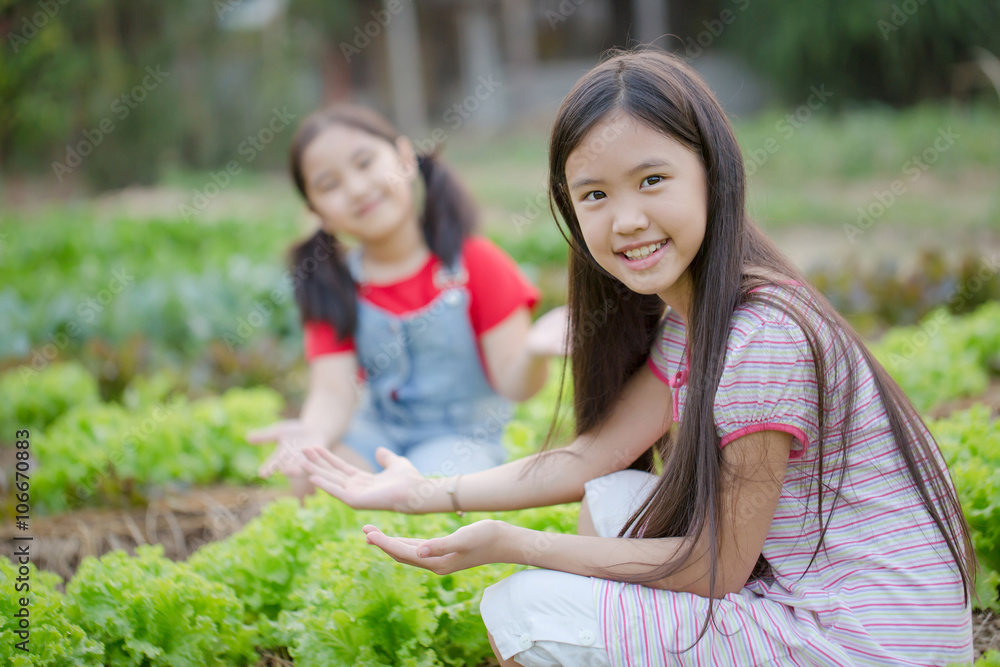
[216,0,767,144]
[359,0,670,135]
[293,0,766,136]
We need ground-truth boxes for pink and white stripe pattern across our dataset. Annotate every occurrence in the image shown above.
[599,286,973,666]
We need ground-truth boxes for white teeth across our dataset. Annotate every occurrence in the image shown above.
[623,242,664,260]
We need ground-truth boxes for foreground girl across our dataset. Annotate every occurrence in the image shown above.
[302,52,974,666]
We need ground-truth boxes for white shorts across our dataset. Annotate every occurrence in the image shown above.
[480,469,659,666]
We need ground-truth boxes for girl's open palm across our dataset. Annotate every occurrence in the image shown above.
[301,446,426,513]
[362,520,508,575]
[247,419,326,478]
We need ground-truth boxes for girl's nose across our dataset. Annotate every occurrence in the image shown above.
[344,171,370,199]
[611,204,650,235]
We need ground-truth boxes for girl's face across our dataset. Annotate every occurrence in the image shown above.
[565,112,708,315]
[300,124,418,242]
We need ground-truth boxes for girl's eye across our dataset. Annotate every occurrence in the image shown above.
[319,180,339,191]
[641,175,663,187]
[582,190,606,201]
[358,157,373,169]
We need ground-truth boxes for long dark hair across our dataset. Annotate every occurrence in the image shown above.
[549,49,974,640]
[287,105,478,335]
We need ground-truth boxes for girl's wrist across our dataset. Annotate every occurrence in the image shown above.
[501,523,539,567]
[400,476,445,514]
[490,521,520,564]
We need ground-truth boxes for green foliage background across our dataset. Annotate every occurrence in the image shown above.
[711,0,1000,106]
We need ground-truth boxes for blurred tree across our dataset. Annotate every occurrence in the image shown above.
[708,0,1000,107]
[1,0,353,190]
[0,0,84,173]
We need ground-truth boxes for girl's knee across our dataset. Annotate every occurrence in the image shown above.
[582,469,659,538]
[480,570,609,667]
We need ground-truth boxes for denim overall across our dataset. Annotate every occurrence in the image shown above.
[339,250,512,476]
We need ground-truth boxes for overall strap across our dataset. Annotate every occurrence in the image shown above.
[432,251,469,290]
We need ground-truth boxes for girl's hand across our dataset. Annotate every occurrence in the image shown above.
[248,420,326,478]
[301,446,425,513]
[525,305,570,357]
[361,520,509,574]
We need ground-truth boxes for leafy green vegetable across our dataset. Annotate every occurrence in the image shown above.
[873,302,1000,412]
[65,545,258,666]
[0,362,100,438]
[24,386,283,515]
[929,405,1000,611]
[0,558,102,666]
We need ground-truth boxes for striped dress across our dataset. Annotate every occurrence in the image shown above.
[595,286,973,666]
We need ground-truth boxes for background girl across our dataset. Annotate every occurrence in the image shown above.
[251,104,566,500]
[300,52,975,666]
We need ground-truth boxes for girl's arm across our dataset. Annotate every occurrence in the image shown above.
[480,306,567,402]
[249,353,360,476]
[366,430,792,599]
[302,361,672,513]
[300,353,360,444]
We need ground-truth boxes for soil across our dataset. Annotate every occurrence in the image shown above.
[0,484,284,583]
[928,377,1000,420]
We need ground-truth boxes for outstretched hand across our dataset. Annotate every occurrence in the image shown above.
[525,305,571,357]
[362,520,509,575]
[301,446,427,513]
[247,419,326,478]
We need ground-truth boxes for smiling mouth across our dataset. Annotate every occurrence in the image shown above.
[619,240,667,261]
[357,198,383,216]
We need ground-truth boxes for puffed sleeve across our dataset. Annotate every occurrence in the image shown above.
[714,318,820,459]
[303,320,355,361]
[464,237,541,335]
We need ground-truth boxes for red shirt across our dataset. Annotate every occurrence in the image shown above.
[303,237,540,361]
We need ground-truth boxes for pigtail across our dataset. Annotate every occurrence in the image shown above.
[416,153,478,267]
[289,230,358,337]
